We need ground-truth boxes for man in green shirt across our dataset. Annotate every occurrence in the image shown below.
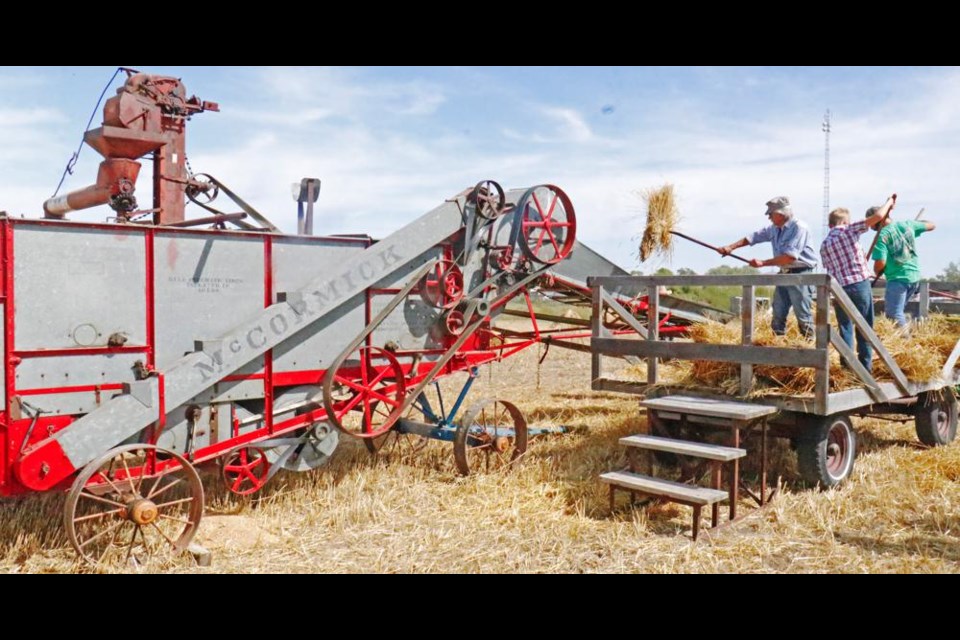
[868,209,936,327]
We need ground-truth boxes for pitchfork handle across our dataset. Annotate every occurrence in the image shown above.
[669,231,752,264]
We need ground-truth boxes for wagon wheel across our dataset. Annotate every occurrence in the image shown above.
[471,179,506,220]
[420,259,464,310]
[364,380,462,456]
[453,398,528,476]
[221,446,270,496]
[517,185,577,265]
[323,345,407,439]
[915,389,958,446]
[64,444,204,566]
[796,414,856,488]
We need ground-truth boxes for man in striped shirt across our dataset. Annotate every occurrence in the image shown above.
[820,195,896,372]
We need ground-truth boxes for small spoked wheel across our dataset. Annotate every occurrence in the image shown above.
[419,259,464,310]
[453,399,528,476]
[323,345,407,439]
[915,389,958,446]
[221,446,271,496]
[516,184,577,265]
[471,179,506,220]
[796,414,856,488]
[64,444,204,566]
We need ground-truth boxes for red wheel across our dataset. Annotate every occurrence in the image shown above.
[517,185,576,265]
[420,259,464,309]
[221,446,271,496]
[443,309,466,336]
[323,346,407,438]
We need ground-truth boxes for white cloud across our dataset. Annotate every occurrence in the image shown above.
[2,67,958,282]
[0,107,65,127]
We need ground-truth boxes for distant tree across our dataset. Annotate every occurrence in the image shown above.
[676,267,698,276]
[629,269,643,276]
[654,267,674,277]
[706,265,756,276]
[934,261,960,282]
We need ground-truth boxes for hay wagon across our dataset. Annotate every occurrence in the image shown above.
[590,273,960,505]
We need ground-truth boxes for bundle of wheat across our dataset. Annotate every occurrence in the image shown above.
[638,184,678,262]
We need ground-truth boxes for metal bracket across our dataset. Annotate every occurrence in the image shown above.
[124,380,155,408]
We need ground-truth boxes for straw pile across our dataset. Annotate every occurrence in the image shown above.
[683,313,960,396]
[872,315,960,382]
[638,184,678,262]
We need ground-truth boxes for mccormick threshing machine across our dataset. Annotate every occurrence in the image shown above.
[0,69,720,564]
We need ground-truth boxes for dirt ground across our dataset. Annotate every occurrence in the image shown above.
[2,331,959,573]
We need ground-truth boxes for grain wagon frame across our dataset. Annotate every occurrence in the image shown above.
[590,273,960,491]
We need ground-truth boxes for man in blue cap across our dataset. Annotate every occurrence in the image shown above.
[718,196,818,337]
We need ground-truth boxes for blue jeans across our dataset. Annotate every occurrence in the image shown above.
[772,284,814,337]
[884,280,919,327]
[834,279,874,372]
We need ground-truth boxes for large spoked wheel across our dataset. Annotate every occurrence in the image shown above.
[221,446,270,496]
[517,184,576,265]
[419,259,464,310]
[323,345,407,439]
[915,389,958,446]
[64,444,204,566]
[454,399,528,476]
[796,414,857,488]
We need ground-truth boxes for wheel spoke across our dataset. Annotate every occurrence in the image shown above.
[119,455,139,498]
[158,513,195,526]
[147,475,184,500]
[148,521,179,550]
[93,469,129,499]
[79,490,127,509]
[123,525,142,565]
[154,496,196,510]
[73,507,125,523]
[78,518,128,549]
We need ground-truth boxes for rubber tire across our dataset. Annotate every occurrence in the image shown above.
[915,390,958,446]
[796,414,856,488]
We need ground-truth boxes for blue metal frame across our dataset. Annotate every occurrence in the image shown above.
[394,367,565,442]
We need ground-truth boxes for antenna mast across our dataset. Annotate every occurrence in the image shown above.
[822,109,831,243]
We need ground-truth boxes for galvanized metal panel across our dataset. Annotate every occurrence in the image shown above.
[157,402,239,454]
[17,390,126,416]
[154,232,265,373]
[14,226,146,349]
[271,238,368,373]
[15,352,145,391]
[183,378,265,404]
[51,195,468,472]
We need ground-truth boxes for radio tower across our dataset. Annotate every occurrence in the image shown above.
[822,109,831,243]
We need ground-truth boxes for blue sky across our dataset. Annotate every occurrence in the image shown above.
[1,66,957,276]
